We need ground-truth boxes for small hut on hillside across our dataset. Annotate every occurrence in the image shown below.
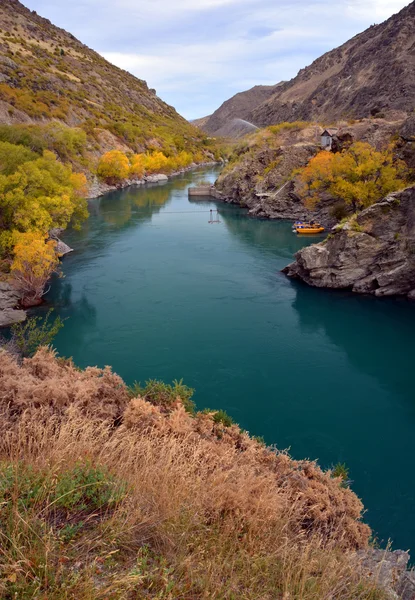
[321,128,338,150]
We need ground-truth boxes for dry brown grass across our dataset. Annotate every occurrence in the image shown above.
[0,348,385,599]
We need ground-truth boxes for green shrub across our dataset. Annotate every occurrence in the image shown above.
[53,462,126,513]
[331,462,350,488]
[203,408,235,427]
[330,202,349,221]
[129,378,195,413]
[9,308,65,357]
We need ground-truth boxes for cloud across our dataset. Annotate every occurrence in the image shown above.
[22,0,411,119]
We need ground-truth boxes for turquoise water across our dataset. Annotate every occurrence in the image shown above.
[46,167,415,551]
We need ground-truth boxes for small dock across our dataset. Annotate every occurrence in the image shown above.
[188,186,223,200]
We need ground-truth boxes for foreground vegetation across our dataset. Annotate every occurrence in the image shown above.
[0,343,389,599]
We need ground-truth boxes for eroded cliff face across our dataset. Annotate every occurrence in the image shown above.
[215,125,340,224]
[284,186,415,298]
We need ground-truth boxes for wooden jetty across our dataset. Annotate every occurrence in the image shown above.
[188,186,223,200]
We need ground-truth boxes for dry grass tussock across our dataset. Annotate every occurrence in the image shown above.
[0,348,385,599]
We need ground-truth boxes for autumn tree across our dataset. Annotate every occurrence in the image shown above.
[97,150,130,184]
[129,153,146,180]
[0,150,88,237]
[299,142,408,211]
[144,151,169,174]
[11,232,60,307]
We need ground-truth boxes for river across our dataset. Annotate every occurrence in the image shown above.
[45,166,415,552]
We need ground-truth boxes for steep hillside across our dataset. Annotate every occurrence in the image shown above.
[0,0,209,156]
[252,1,415,125]
[203,2,415,135]
[215,117,409,225]
[196,83,283,137]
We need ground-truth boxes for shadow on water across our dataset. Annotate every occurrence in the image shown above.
[291,281,415,402]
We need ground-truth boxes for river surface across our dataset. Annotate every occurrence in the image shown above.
[46,167,415,551]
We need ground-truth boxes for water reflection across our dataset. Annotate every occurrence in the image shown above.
[96,182,171,228]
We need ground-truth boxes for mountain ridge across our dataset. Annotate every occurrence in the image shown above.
[0,0,209,156]
[196,2,415,137]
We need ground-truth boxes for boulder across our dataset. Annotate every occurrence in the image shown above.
[0,308,26,328]
[145,174,168,183]
[283,186,415,298]
[55,239,73,256]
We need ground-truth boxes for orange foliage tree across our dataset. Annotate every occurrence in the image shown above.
[97,150,130,184]
[299,142,408,211]
[11,232,60,307]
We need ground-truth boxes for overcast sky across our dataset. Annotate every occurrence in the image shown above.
[22,0,409,120]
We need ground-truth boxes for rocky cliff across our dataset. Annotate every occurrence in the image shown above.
[283,185,415,298]
[215,117,412,227]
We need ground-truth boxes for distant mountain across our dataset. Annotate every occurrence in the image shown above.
[196,84,283,138]
[198,1,415,137]
[0,0,207,155]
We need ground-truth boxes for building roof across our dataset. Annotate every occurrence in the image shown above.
[321,128,339,137]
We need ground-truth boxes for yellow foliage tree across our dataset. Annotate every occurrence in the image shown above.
[129,153,146,180]
[97,150,130,184]
[0,151,88,235]
[144,151,169,174]
[299,142,408,211]
[11,232,60,307]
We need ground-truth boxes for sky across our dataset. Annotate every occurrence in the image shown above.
[22,0,410,120]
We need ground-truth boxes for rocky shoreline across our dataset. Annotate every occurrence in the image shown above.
[86,161,220,200]
[283,186,415,299]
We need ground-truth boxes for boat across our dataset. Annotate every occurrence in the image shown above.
[292,220,310,232]
[295,223,325,234]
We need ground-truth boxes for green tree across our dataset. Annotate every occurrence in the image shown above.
[0,141,37,175]
[9,308,65,357]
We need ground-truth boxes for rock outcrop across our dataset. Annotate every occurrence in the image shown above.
[0,282,26,327]
[283,186,415,298]
[359,549,415,600]
[215,125,341,226]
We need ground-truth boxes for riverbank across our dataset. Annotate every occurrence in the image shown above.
[0,163,223,328]
[86,161,222,200]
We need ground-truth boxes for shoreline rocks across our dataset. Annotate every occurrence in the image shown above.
[283,185,415,299]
